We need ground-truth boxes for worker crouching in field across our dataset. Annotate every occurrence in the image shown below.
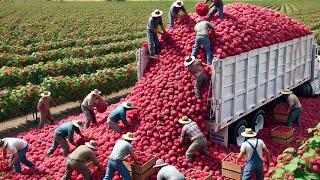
[37,91,54,128]
[236,128,270,180]
[169,0,187,28]
[184,56,209,99]
[153,159,185,180]
[206,0,224,20]
[147,9,166,58]
[107,101,136,133]
[47,120,84,157]
[103,132,141,180]
[62,140,102,180]
[281,88,302,127]
[0,138,35,173]
[191,18,215,65]
[179,116,208,163]
[81,89,104,128]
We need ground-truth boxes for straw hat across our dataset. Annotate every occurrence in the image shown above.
[174,0,184,8]
[184,56,196,66]
[178,116,192,124]
[153,159,168,168]
[241,128,257,138]
[122,132,136,141]
[0,139,8,148]
[281,88,293,95]
[122,101,135,109]
[72,120,83,128]
[41,91,51,97]
[85,140,98,150]
[91,89,101,95]
[196,18,203,23]
[151,9,163,18]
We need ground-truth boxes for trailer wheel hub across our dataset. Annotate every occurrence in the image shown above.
[236,125,246,146]
[255,114,264,133]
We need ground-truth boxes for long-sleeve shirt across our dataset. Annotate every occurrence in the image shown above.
[169,4,186,17]
[147,17,163,31]
[109,139,133,161]
[194,21,214,36]
[107,105,127,124]
[69,145,99,165]
[37,97,53,114]
[157,165,185,180]
[187,59,205,77]
[81,93,100,110]
[54,122,80,141]
[181,122,205,141]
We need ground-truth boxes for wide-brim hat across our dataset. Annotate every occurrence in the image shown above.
[174,0,184,7]
[91,89,101,95]
[153,159,168,168]
[85,140,98,150]
[122,132,136,141]
[0,139,8,148]
[281,88,293,95]
[178,116,192,124]
[72,120,83,128]
[122,101,135,109]
[151,9,163,18]
[241,128,257,138]
[184,56,196,66]
[41,91,51,97]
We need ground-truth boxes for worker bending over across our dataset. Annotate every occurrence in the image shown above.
[281,88,302,127]
[169,0,187,28]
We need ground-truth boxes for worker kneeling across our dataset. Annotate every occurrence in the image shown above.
[179,116,208,163]
[62,140,102,180]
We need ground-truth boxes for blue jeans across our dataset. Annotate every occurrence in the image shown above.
[169,11,175,28]
[287,107,302,127]
[47,134,69,157]
[103,159,130,180]
[191,35,212,64]
[146,30,160,56]
[208,4,224,20]
[10,145,35,173]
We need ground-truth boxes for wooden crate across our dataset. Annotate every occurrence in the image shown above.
[184,169,212,180]
[221,153,244,180]
[129,167,156,180]
[271,126,294,144]
[123,151,157,174]
[273,104,289,123]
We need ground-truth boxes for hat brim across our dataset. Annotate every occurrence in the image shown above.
[178,118,192,124]
[72,121,82,128]
[122,134,136,141]
[241,132,257,138]
[41,92,51,97]
[153,163,168,168]
[91,91,102,95]
[174,2,183,7]
[184,57,196,66]
[151,11,163,17]
[281,91,293,95]
[122,102,135,109]
[0,140,7,148]
[85,142,97,150]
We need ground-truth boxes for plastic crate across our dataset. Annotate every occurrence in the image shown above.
[222,153,245,180]
[184,169,212,180]
[271,126,294,144]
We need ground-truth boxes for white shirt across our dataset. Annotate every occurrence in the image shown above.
[3,138,28,154]
[240,138,266,160]
[81,92,100,110]
[194,21,214,36]
[157,165,185,180]
[109,140,133,161]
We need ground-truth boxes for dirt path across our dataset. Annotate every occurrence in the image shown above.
[0,88,132,138]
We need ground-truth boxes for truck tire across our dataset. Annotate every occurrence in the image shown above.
[230,119,248,146]
[250,109,265,133]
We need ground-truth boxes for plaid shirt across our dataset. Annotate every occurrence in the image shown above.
[181,122,204,141]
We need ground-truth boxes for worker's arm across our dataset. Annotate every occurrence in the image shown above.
[37,100,43,112]
[2,148,7,160]
[264,147,271,169]
[120,109,128,126]
[9,152,19,166]
[180,126,186,143]
[129,151,141,164]
[89,152,102,169]
[236,150,245,164]
[204,0,209,3]
[182,6,187,14]
[208,2,215,9]
[287,105,293,114]
[68,129,77,146]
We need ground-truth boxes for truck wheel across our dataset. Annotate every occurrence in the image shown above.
[230,119,248,146]
[250,109,265,133]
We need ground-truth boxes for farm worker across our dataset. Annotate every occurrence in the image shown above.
[169,0,187,28]
[153,159,185,180]
[179,116,208,163]
[81,89,104,128]
[37,91,54,128]
[191,18,215,65]
[147,9,166,58]
[47,120,84,157]
[0,138,35,173]
[107,101,136,133]
[62,140,102,180]
[205,0,224,20]
[236,128,271,180]
[281,89,302,127]
[103,132,141,180]
[184,56,209,99]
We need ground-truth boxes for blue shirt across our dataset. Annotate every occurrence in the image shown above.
[147,17,163,30]
[108,105,127,124]
[54,122,79,141]
[169,4,186,17]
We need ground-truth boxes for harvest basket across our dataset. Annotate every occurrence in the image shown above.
[123,151,156,175]
[273,104,289,123]
[222,153,245,180]
[271,126,294,144]
[185,168,212,180]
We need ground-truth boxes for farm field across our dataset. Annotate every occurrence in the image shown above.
[0,0,320,179]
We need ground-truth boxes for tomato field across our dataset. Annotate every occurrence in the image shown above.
[0,0,320,179]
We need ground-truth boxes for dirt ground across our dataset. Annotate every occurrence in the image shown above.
[0,88,132,138]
